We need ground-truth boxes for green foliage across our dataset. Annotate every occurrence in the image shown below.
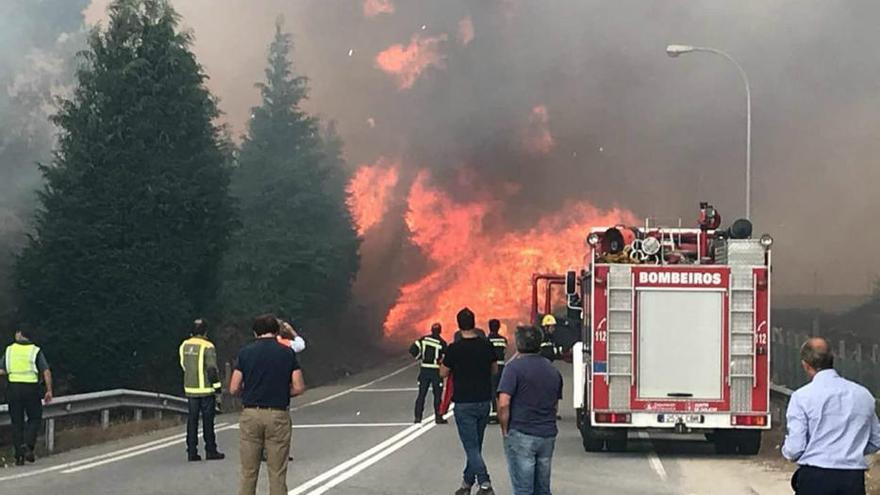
[221,19,360,326]
[14,0,234,392]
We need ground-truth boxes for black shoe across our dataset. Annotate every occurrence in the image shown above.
[487,417,498,425]
[14,456,25,466]
[205,451,225,461]
[414,418,422,424]
[187,453,202,462]
[454,486,472,495]
[435,416,448,424]
[24,447,36,463]
[476,485,495,495]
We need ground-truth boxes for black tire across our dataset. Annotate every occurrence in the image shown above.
[581,422,605,452]
[713,431,737,455]
[736,431,762,456]
[605,430,628,452]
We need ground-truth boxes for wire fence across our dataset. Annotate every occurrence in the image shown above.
[772,327,880,397]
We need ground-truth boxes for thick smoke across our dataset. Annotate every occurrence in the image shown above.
[0,0,88,323]
[75,0,880,299]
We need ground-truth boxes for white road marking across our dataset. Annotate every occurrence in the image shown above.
[0,423,227,482]
[638,432,668,482]
[3,362,414,483]
[227,422,414,430]
[352,387,418,393]
[303,410,453,495]
[292,362,415,411]
[61,423,235,474]
[289,408,452,495]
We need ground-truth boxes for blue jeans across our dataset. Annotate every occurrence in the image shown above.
[504,429,556,495]
[454,401,491,486]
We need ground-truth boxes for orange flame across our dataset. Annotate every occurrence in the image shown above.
[347,160,400,236]
[383,170,637,340]
[376,34,448,90]
[363,0,394,17]
[524,105,554,154]
[457,16,475,46]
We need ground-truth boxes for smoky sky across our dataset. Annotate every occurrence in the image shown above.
[75,0,880,295]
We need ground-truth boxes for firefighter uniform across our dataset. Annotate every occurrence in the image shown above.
[1,337,50,465]
[540,315,563,361]
[488,332,508,421]
[409,332,448,423]
[179,335,223,460]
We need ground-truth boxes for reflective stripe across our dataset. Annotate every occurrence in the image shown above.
[419,337,443,368]
[6,343,40,384]
[181,338,215,395]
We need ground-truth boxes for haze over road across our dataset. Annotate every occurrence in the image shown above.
[0,358,791,494]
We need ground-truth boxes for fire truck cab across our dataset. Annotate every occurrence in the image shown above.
[533,203,772,454]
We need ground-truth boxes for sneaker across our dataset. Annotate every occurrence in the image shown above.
[205,451,225,461]
[187,453,202,462]
[454,486,472,495]
[435,416,448,424]
[414,418,422,424]
[477,484,495,495]
[14,456,25,466]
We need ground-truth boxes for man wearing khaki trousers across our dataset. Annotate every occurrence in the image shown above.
[230,314,306,495]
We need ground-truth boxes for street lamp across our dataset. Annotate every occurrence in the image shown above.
[666,44,752,220]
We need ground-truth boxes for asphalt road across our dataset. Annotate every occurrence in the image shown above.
[0,357,793,495]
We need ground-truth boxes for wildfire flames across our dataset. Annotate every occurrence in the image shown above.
[347,167,636,341]
[347,160,400,236]
[363,0,395,18]
[376,34,448,89]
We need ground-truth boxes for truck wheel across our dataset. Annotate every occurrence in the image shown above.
[713,431,737,455]
[736,431,762,456]
[581,425,605,452]
[605,430,628,452]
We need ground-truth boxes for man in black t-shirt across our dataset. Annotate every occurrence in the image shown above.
[230,314,305,495]
[441,307,498,495]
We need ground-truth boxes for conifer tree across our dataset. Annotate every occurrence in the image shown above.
[15,0,234,392]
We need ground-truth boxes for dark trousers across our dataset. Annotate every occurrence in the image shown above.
[490,365,504,415]
[793,466,865,495]
[186,395,218,455]
[414,369,442,421]
[7,383,42,457]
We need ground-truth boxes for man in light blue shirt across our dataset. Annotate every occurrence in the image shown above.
[782,337,880,494]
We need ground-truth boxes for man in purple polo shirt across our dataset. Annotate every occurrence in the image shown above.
[498,325,563,495]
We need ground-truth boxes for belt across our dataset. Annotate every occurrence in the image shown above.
[243,406,288,411]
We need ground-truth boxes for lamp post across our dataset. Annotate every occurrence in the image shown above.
[666,44,752,220]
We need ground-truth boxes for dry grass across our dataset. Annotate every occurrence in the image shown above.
[0,414,184,466]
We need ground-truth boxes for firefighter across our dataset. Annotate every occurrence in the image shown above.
[409,323,448,424]
[179,319,225,461]
[487,319,508,424]
[0,327,52,466]
[540,315,563,361]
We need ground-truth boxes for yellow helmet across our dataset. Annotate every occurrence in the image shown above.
[541,314,557,327]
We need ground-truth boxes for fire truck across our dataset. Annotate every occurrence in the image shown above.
[530,203,772,454]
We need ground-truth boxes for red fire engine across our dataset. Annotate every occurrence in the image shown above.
[531,203,772,454]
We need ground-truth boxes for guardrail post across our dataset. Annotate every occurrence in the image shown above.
[135,409,143,422]
[45,419,55,453]
[101,409,110,430]
[156,410,163,421]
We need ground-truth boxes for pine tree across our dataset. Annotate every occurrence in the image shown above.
[14,0,234,392]
[222,20,359,327]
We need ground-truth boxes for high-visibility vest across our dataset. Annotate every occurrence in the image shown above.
[179,336,221,397]
[414,336,444,369]
[489,336,507,366]
[5,343,40,384]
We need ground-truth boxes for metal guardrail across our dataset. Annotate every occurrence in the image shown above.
[0,389,188,452]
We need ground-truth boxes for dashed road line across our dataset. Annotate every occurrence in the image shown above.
[638,432,668,482]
